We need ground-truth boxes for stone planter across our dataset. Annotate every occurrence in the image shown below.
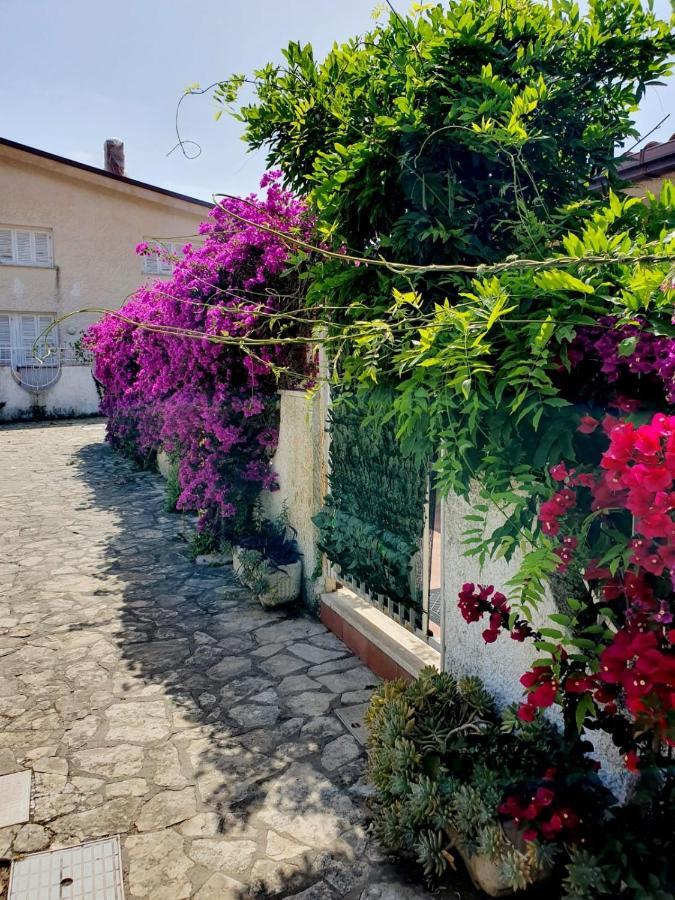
[195,548,233,566]
[156,449,172,480]
[450,826,551,898]
[232,546,302,609]
[457,847,514,898]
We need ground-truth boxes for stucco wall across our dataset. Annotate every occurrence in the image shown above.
[623,170,675,198]
[0,143,208,342]
[441,488,628,796]
[264,390,327,608]
[441,487,558,704]
[0,366,99,420]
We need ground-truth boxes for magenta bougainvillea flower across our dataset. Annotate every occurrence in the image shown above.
[86,173,311,538]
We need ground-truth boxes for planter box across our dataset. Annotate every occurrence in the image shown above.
[195,549,233,566]
[232,547,302,609]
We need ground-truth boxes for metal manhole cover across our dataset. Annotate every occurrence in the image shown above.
[9,836,125,900]
[335,703,370,746]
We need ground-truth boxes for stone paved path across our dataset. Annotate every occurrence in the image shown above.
[0,420,454,900]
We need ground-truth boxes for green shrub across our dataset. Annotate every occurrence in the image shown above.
[187,528,219,559]
[314,390,428,605]
[163,458,181,513]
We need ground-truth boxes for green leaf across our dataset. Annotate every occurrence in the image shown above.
[618,336,638,357]
[534,269,595,295]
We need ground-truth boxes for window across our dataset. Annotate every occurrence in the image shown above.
[0,227,53,267]
[0,313,57,366]
[143,241,180,276]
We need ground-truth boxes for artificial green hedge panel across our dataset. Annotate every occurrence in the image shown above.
[314,391,429,604]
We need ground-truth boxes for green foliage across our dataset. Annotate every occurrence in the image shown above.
[224,0,674,269]
[163,457,181,513]
[187,528,219,559]
[314,389,428,604]
[365,667,569,889]
[562,772,675,899]
[224,0,675,610]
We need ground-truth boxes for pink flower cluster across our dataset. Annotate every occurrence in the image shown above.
[86,173,310,536]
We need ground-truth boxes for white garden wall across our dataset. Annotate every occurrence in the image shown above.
[441,488,629,797]
[264,389,327,607]
[0,366,99,421]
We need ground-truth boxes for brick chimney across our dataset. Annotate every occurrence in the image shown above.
[103,138,125,176]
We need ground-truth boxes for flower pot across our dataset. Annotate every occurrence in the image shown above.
[232,547,302,608]
[156,449,173,479]
[449,826,551,898]
[458,848,515,898]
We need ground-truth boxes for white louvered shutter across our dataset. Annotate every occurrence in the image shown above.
[144,253,161,275]
[15,231,33,265]
[159,243,176,274]
[38,315,57,362]
[144,242,178,275]
[0,314,10,366]
[0,228,52,265]
[34,232,52,266]
[20,315,38,365]
[0,230,12,264]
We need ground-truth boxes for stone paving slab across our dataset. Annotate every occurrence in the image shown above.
[0,420,470,900]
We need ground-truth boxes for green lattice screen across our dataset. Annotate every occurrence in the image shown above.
[314,390,429,605]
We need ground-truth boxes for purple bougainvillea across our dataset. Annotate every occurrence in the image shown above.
[86,173,311,541]
[570,315,675,405]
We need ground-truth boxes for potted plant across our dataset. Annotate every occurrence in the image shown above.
[365,668,605,897]
[232,504,302,608]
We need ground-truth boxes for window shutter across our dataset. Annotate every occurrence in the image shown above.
[0,228,52,265]
[0,315,10,366]
[15,231,33,265]
[143,241,179,275]
[144,253,160,275]
[0,230,12,264]
[34,231,51,266]
[21,315,37,348]
[38,315,56,349]
[159,243,176,274]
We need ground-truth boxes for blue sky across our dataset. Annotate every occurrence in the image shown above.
[1,0,673,203]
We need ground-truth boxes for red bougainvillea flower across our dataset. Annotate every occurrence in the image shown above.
[457,583,535,648]
[500,783,581,844]
[624,750,641,773]
[550,462,570,481]
[517,703,537,722]
[578,415,600,434]
[563,673,597,694]
[520,667,558,709]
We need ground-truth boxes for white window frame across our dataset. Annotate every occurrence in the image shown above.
[142,240,180,276]
[0,226,53,267]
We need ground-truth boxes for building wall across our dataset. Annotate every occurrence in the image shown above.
[623,169,675,198]
[0,143,209,416]
[0,145,208,338]
[0,366,100,420]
